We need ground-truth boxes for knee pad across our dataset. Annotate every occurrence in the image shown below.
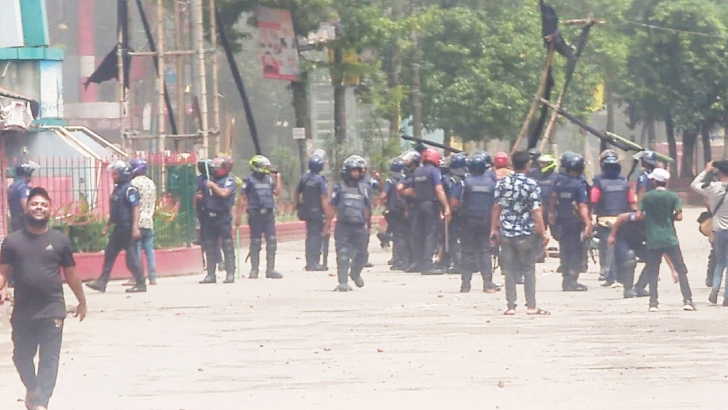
[250,238,262,253]
[266,239,277,253]
[623,250,637,271]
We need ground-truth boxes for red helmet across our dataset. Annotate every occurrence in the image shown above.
[421,148,442,165]
[494,152,509,168]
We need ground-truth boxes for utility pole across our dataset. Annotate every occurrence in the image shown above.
[117,0,129,151]
[174,0,186,151]
[192,0,210,158]
[332,23,346,172]
[209,0,221,155]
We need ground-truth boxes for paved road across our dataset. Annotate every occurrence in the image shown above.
[1,207,726,409]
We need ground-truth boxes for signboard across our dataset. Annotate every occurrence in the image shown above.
[292,127,306,140]
[255,7,302,82]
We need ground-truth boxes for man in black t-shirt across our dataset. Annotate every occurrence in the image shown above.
[0,187,87,410]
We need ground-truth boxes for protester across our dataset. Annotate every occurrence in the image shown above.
[128,158,158,286]
[0,187,87,410]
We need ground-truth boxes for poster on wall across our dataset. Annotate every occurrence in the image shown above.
[255,7,301,82]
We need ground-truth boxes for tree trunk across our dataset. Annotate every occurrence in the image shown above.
[681,128,698,179]
[411,31,422,140]
[647,118,656,149]
[388,7,401,139]
[665,114,678,176]
[291,73,310,177]
[701,122,712,167]
[333,43,346,176]
[443,129,452,156]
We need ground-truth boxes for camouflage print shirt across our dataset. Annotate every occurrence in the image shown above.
[494,172,542,238]
[131,175,157,230]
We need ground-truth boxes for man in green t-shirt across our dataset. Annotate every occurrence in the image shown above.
[608,168,695,312]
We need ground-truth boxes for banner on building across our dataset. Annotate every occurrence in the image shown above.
[256,7,301,82]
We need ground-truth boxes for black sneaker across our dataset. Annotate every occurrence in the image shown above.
[709,290,718,305]
[125,285,147,293]
[634,288,650,298]
[85,280,106,293]
[351,275,365,288]
[460,283,471,293]
[266,271,283,279]
[199,274,216,284]
[484,282,501,293]
[623,289,636,299]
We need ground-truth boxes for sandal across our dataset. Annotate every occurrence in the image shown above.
[503,309,516,316]
[526,308,550,316]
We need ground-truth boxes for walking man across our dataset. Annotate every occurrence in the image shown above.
[492,151,550,316]
[236,155,283,279]
[608,168,695,312]
[86,160,146,293]
[295,154,329,271]
[129,158,157,285]
[0,187,87,410]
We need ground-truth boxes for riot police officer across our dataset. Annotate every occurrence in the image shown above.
[401,148,451,274]
[295,154,329,271]
[237,155,283,279]
[86,160,146,293]
[636,150,658,199]
[350,155,377,268]
[592,152,637,295]
[443,153,468,273]
[550,153,592,291]
[199,156,237,284]
[194,159,222,273]
[326,158,370,291]
[397,150,421,272]
[454,152,500,292]
[8,161,40,233]
[381,157,409,270]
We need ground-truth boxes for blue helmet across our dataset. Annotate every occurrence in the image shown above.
[197,159,213,177]
[15,161,40,177]
[641,150,658,168]
[308,155,324,172]
[341,158,363,182]
[468,153,489,174]
[401,150,421,167]
[129,158,148,176]
[449,153,468,173]
[108,160,133,183]
[390,157,405,174]
[563,153,585,173]
[601,154,621,178]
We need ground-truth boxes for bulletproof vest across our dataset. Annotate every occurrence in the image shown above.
[204,175,235,213]
[640,170,655,193]
[7,179,28,217]
[463,174,495,218]
[110,182,134,225]
[386,178,405,211]
[301,172,324,217]
[338,184,367,225]
[245,174,275,210]
[555,176,582,224]
[538,172,554,206]
[446,174,463,200]
[596,177,630,216]
[413,165,436,203]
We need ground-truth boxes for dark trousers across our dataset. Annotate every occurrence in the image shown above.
[461,217,492,281]
[12,318,64,408]
[203,213,235,276]
[558,223,584,276]
[304,215,325,267]
[387,210,409,265]
[248,209,277,271]
[98,225,144,286]
[198,214,223,269]
[443,215,462,267]
[501,234,539,309]
[644,245,692,306]
[412,201,440,269]
[335,222,368,279]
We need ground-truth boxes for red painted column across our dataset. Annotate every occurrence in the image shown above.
[78,0,96,102]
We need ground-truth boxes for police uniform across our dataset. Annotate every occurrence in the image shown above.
[7,178,30,232]
[409,163,444,273]
[297,170,328,270]
[458,171,499,292]
[331,181,370,291]
[200,173,237,283]
[383,175,409,269]
[593,175,633,288]
[91,178,145,291]
[443,171,464,272]
[553,174,589,290]
[243,173,282,278]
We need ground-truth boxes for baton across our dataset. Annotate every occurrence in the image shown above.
[236,227,242,278]
[444,217,450,255]
[322,233,331,268]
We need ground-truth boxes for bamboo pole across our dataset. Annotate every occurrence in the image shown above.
[511,46,554,155]
[117,1,128,150]
[174,0,185,151]
[157,0,167,190]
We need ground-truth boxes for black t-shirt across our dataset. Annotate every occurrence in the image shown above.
[2,229,75,321]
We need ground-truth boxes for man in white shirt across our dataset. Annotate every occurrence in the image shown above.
[129,158,158,285]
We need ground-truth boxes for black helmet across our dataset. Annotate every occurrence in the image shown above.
[527,148,541,163]
[197,159,213,177]
[641,150,658,168]
[390,157,405,174]
[341,158,363,181]
[563,153,585,173]
[468,153,488,174]
[601,155,621,178]
[108,160,134,183]
[15,161,40,177]
[308,155,324,172]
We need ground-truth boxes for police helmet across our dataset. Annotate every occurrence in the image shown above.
[421,148,442,166]
[599,149,618,165]
[563,153,585,173]
[15,161,40,177]
[390,157,405,174]
[347,155,368,169]
[468,153,488,174]
[213,156,234,178]
[108,160,133,183]
[197,159,213,177]
[401,150,421,167]
[308,155,324,173]
[450,152,468,175]
[249,155,271,174]
[341,158,364,181]
[641,150,658,168]
[601,155,621,178]
[538,154,557,173]
[129,158,148,176]
[527,148,541,163]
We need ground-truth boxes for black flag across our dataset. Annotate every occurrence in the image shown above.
[84,45,131,89]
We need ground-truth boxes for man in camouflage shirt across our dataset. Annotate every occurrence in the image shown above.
[130,159,158,285]
[491,151,550,316]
